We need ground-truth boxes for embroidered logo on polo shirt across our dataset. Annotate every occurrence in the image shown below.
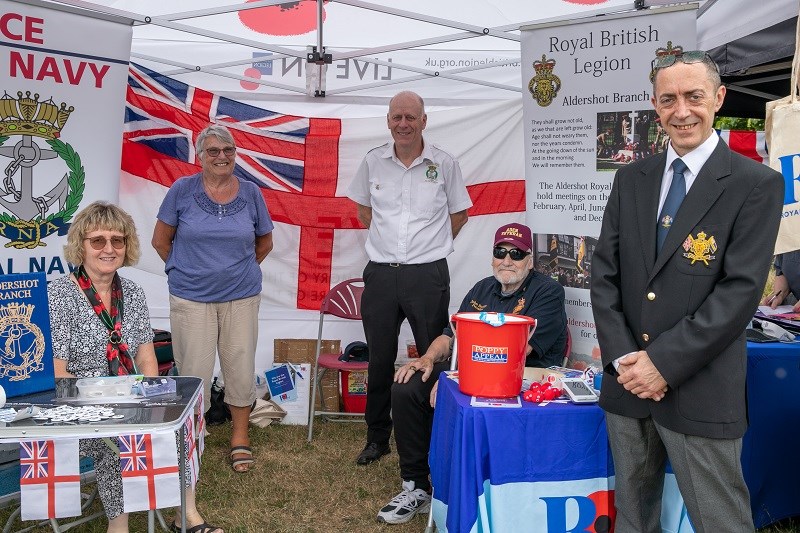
[512,297,525,314]
[470,300,486,311]
[682,231,717,266]
[425,164,439,182]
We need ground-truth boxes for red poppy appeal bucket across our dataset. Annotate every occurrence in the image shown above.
[452,312,536,398]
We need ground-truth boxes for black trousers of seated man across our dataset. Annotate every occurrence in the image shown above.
[361,259,450,486]
[392,360,452,489]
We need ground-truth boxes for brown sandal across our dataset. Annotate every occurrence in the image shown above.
[229,445,254,473]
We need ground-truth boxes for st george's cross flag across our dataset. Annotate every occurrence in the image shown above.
[120,63,528,312]
[19,439,81,520]
[184,414,199,488]
[195,392,205,458]
[120,432,180,512]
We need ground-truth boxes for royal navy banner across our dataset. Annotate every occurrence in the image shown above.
[0,272,54,397]
[0,1,132,279]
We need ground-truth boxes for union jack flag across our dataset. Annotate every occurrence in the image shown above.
[20,441,49,479]
[19,439,80,520]
[119,434,149,473]
[125,63,320,194]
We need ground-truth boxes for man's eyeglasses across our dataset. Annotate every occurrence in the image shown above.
[203,147,236,157]
[649,50,717,82]
[85,236,126,250]
[493,247,530,261]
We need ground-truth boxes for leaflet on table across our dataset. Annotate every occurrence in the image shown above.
[757,305,795,317]
[470,396,522,408]
[265,364,297,404]
[265,363,310,425]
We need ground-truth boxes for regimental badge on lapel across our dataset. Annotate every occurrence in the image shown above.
[425,164,439,182]
[512,297,525,314]
[682,231,717,266]
[470,300,486,311]
[661,214,673,229]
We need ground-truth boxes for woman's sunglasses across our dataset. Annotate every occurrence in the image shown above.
[493,247,530,261]
[85,236,126,250]
[204,147,236,157]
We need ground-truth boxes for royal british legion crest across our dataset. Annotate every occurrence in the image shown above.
[0,91,84,248]
[528,54,561,107]
[0,302,45,381]
[682,231,717,266]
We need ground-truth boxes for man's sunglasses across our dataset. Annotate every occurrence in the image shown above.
[85,236,126,250]
[204,147,236,157]
[493,247,530,261]
[649,50,717,82]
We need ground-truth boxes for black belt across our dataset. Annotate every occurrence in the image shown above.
[370,258,446,268]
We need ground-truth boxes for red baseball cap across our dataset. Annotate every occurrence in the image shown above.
[494,223,532,251]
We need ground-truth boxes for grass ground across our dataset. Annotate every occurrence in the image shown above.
[0,419,796,532]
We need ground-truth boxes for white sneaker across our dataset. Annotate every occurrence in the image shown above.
[376,480,431,524]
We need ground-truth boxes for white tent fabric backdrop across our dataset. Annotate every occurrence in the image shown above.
[34,0,799,373]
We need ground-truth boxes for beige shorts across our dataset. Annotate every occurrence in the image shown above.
[169,293,260,412]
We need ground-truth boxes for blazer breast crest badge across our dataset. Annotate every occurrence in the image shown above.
[682,231,717,266]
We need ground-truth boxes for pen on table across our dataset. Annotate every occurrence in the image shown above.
[766,292,780,306]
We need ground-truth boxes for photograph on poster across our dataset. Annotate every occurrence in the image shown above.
[596,109,665,170]
[534,233,596,290]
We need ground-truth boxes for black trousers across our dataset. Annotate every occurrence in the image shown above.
[392,361,452,489]
[361,259,450,447]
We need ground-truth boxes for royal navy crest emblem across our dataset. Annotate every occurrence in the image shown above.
[528,54,561,107]
[682,231,717,266]
[425,164,438,182]
[0,91,84,248]
[0,302,45,382]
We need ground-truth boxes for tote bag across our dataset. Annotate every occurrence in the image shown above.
[766,10,800,254]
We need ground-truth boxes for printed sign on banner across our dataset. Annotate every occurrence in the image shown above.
[0,1,132,280]
[0,272,55,397]
[520,5,697,367]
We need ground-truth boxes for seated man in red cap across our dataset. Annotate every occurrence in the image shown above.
[376,222,568,524]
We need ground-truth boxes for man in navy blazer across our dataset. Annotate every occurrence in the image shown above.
[590,52,783,533]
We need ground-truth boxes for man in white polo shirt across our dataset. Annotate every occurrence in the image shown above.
[346,90,472,489]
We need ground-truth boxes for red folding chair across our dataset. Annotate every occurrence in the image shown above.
[307,278,368,442]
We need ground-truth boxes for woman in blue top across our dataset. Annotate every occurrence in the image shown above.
[152,124,274,473]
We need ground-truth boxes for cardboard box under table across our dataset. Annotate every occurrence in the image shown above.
[274,339,341,411]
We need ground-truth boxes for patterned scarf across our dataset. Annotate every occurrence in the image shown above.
[75,265,136,376]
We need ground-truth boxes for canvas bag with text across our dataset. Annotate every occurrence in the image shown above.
[766,10,800,254]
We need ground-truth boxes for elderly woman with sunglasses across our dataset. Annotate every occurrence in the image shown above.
[48,201,222,533]
[152,124,274,474]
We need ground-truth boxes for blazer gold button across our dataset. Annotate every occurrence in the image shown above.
[647,292,656,301]
[642,333,650,342]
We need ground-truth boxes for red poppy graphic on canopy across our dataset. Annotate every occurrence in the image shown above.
[239,0,328,36]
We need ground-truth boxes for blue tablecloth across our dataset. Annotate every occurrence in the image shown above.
[743,341,800,527]
[430,341,800,532]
